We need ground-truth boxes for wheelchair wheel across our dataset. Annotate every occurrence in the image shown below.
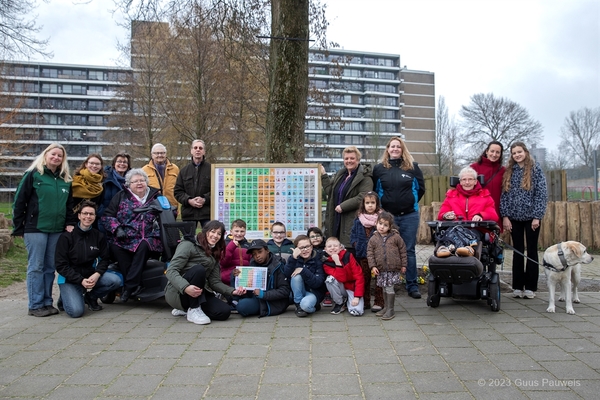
[101,290,117,304]
[489,281,501,312]
[427,294,440,308]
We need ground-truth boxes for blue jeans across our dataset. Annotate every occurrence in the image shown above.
[393,211,420,293]
[59,273,121,318]
[236,296,261,317]
[25,232,62,310]
[290,275,318,313]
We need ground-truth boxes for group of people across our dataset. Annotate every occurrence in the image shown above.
[436,141,548,299]
[11,136,547,322]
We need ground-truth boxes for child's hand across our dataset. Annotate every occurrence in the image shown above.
[292,247,302,258]
[331,253,341,266]
[292,267,303,277]
[233,268,241,277]
[371,267,379,276]
[351,297,359,307]
[401,267,406,274]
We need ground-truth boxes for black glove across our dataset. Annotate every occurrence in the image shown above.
[116,227,127,239]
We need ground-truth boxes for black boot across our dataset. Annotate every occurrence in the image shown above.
[84,292,103,311]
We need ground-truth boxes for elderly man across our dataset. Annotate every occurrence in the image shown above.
[142,143,180,213]
[174,139,211,228]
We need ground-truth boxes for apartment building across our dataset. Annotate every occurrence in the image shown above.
[0,61,130,197]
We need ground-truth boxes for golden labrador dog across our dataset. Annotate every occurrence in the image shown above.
[544,241,593,314]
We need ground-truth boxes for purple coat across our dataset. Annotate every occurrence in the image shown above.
[101,187,164,253]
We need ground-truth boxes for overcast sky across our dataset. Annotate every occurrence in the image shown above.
[31,0,600,153]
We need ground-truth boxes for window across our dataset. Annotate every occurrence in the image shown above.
[88,116,105,126]
[41,84,58,94]
[88,71,104,80]
[88,101,105,111]
[343,68,361,77]
[41,68,58,78]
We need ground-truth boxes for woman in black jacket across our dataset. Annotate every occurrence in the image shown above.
[55,201,121,318]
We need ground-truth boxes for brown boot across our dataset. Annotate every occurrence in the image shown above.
[372,285,384,312]
[381,293,396,320]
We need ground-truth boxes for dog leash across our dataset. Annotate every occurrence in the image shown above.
[498,239,568,273]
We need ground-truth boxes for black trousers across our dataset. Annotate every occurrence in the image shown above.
[110,241,151,291]
[510,219,541,292]
[180,265,231,321]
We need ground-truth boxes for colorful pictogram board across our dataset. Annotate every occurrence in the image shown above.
[234,267,268,290]
[212,164,321,239]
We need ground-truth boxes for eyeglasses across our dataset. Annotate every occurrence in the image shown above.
[298,245,312,251]
[272,231,286,235]
[130,180,146,185]
[115,160,128,164]
[309,235,321,239]
[80,212,96,217]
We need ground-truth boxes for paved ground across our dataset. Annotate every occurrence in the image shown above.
[1,245,600,399]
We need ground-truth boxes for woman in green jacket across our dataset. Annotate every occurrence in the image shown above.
[165,220,245,325]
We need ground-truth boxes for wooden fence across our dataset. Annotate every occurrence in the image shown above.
[417,200,600,251]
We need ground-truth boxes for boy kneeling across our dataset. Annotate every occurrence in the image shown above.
[323,237,365,316]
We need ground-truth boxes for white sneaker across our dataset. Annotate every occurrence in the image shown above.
[171,308,187,317]
[513,290,523,298]
[523,290,535,299]
[187,307,211,325]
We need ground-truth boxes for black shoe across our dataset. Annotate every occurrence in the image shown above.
[84,292,103,311]
[45,305,60,315]
[28,308,51,317]
[295,303,307,317]
[131,285,144,297]
[57,298,64,311]
[330,303,346,315]
[315,303,321,312]
[120,289,130,303]
[408,291,422,299]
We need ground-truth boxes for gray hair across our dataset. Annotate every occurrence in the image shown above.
[458,166,478,181]
[151,143,167,154]
[125,168,149,187]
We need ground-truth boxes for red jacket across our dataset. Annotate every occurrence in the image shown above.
[322,249,365,298]
[471,157,505,226]
[438,182,499,222]
[220,237,252,285]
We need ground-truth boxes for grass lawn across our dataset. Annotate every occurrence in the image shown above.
[0,202,27,288]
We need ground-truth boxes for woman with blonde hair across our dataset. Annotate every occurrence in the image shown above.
[500,141,547,299]
[13,143,76,317]
[372,136,425,299]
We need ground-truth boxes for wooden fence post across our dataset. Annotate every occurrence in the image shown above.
[566,202,581,243]
[579,202,593,247]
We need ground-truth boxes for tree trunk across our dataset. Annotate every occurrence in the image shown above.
[265,0,309,163]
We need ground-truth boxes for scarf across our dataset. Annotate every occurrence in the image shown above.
[456,181,482,198]
[72,168,103,198]
[358,212,379,228]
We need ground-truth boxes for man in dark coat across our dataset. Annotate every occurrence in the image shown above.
[174,139,211,228]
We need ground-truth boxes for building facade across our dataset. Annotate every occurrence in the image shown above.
[306,49,436,172]
[0,51,436,197]
[0,61,130,197]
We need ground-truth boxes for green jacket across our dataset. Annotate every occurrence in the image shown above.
[321,163,373,247]
[164,239,234,311]
[12,168,75,235]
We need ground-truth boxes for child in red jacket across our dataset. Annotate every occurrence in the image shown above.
[322,237,365,316]
[221,219,252,286]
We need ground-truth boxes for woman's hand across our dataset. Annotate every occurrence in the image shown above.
[443,211,456,220]
[335,205,343,213]
[472,214,482,222]
[503,216,512,232]
[184,285,203,298]
[232,287,246,296]
[531,218,540,231]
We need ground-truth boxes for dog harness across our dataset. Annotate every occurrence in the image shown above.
[542,242,570,272]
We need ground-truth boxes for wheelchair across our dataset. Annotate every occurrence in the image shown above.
[426,219,504,312]
[102,196,196,303]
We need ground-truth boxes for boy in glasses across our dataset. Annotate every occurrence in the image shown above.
[283,235,326,317]
[267,221,294,261]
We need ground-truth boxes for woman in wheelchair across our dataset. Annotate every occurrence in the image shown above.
[436,167,499,257]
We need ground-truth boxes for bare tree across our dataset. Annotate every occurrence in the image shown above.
[434,96,460,175]
[545,147,573,170]
[459,93,543,154]
[0,0,51,59]
[559,107,600,167]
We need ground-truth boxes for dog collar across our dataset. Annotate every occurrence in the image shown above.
[543,242,570,272]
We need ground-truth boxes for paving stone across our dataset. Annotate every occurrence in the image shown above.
[103,374,165,396]
[312,356,357,375]
[262,365,309,384]
[66,365,123,385]
[0,374,65,397]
